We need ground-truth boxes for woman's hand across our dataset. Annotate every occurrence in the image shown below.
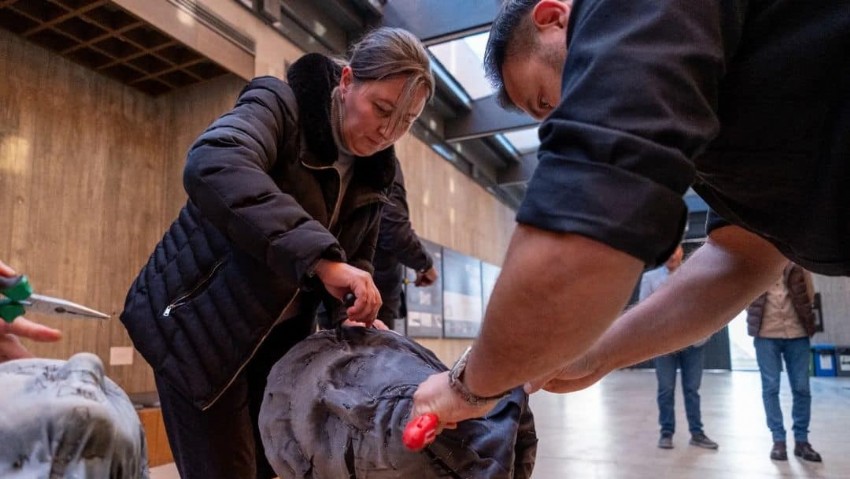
[341,318,390,331]
[414,266,438,287]
[314,260,382,324]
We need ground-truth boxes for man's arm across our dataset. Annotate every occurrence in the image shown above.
[412,225,642,423]
[413,224,787,423]
[531,225,787,393]
[464,226,642,397]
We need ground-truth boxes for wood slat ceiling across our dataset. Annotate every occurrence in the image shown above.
[0,0,229,95]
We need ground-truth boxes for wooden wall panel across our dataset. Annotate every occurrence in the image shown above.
[394,135,516,364]
[1,25,517,393]
[160,74,247,221]
[417,338,473,366]
[0,26,254,394]
[394,135,516,266]
[1,29,169,393]
[138,407,174,467]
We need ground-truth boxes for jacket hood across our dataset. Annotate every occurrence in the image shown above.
[286,53,396,191]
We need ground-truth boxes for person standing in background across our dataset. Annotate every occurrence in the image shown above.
[639,245,718,450]
[372,157,437,330]
[747,262,822,462]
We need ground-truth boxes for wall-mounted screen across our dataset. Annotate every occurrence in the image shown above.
[404,239,444,338]
[442,248,482,339]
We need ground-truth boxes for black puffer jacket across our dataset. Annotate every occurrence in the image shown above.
[120,54,396,410]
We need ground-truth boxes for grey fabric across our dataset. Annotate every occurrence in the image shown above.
[0,353,149,478]
[259,328,537,478]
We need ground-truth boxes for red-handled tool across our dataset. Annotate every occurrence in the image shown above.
[403,413,439,451]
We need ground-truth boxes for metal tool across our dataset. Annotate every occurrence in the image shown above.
[333,292,356,340]
[0,275,110,323]
[403,412,440,451]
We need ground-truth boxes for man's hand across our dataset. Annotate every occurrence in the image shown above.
[523,353,605,394]
[314,260,382,324]
[411,372,496,428]
[0,260,62,362]
[414,266,438,287]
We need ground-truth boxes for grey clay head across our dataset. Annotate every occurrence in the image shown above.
[0,352,149,478]
[260,328,537,478]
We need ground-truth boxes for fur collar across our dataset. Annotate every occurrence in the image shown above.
[286,53,396,191]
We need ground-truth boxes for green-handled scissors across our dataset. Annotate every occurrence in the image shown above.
[0,275,110,323]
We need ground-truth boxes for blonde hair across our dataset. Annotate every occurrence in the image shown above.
[348,27,434,135]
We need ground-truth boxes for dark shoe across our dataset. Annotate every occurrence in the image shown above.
[689,433,719,449]
[794,442,822,462]
[658,433,673,449]
[770,441,788,461]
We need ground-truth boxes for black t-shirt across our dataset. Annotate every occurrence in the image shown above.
[518,0,849,274]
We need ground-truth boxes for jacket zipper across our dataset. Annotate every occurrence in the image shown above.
[301,160,345,231]
[201,289,302,410]
[203,160,341,410]
[301,160,389,228]
[203,160,382,409]
[162,258,226,317]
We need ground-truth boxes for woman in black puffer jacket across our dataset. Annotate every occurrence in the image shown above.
[119,27,434,479]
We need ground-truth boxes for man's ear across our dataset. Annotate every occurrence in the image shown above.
[531,0,570,32]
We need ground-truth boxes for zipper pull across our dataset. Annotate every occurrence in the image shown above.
[163,305,173,317]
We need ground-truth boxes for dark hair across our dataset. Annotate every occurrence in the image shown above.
[484,0,540,110]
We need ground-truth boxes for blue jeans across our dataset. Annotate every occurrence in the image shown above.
[754,336,812,443]
[655,345,705,435]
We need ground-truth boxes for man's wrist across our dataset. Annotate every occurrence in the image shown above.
[448,347,509,407]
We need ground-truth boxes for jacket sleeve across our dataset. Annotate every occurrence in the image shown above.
[787,265,816,334]
[746,293,767,319]
[518,0,743,268]
[348,206,382,275]
[376,160,433,272]
[183,76,345,282]
[745,290,769,337]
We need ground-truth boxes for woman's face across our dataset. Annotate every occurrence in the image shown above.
[339,66,429,157]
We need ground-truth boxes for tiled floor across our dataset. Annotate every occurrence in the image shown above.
[151,370,850,478]
[530,370,849,479]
